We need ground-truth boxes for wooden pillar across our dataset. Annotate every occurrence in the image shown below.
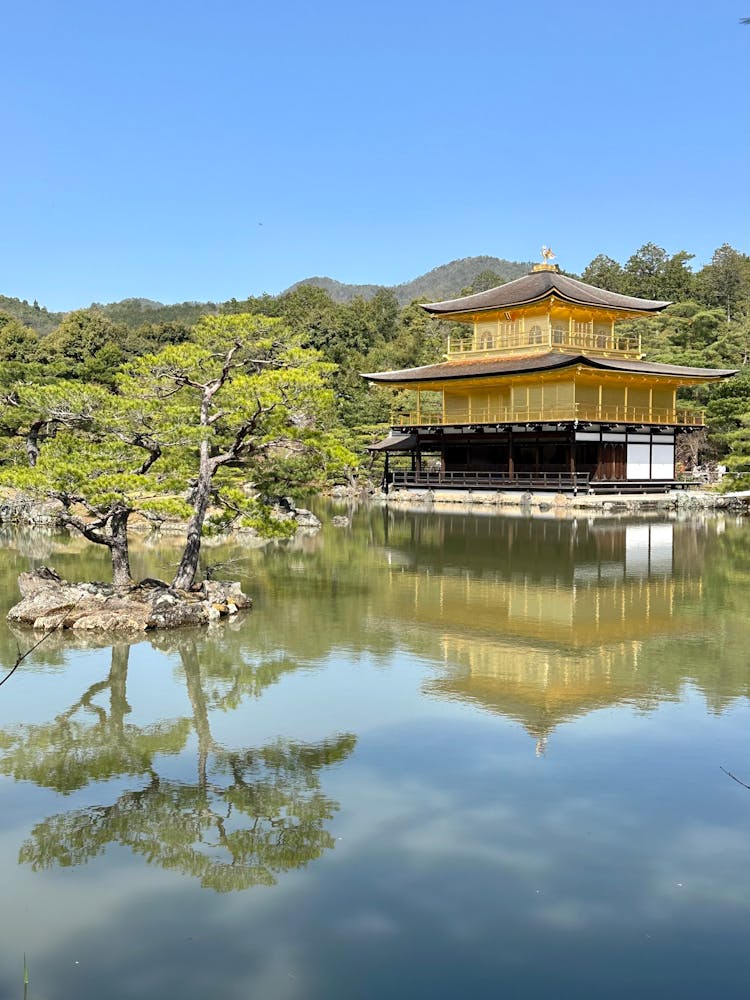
[570,427,578,494]
[416,390,421,425]
[384,450,390,494]
[508,427,514,482]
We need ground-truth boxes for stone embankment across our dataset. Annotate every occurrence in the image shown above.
[0,490,322,538]
[378,488,750,514]
[8,568,252,632]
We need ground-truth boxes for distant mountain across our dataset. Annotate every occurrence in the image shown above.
[0,294,218,335]
[1,255,535,335]
[287,256,534,306]
[285,277,384,304]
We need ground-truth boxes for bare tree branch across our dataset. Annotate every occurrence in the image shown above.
[0,607,77,689]
[720,766,750,789]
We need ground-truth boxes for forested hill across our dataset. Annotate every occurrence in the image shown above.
[286,256,533,305]
[0,294,217,334]
[0,296,63,337]
[89,298,219,328]
[0,255,532,332]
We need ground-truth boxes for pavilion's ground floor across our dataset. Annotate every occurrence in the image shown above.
[373,423,691,495]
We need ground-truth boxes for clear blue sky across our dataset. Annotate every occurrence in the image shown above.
[2,0,748,310]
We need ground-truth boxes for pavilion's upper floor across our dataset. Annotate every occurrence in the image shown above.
[422,263,670,362]
[445,304,642,360]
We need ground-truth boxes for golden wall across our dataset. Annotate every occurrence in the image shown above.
[440,376,677,424]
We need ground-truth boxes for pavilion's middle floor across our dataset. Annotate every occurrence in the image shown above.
[392,370,705,428]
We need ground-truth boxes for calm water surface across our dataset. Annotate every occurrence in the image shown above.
[1,507,750,999]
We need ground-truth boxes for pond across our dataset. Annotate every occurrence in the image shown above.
[1,506,750,999]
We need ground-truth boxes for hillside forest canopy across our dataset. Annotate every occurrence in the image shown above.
[1,242,750,578]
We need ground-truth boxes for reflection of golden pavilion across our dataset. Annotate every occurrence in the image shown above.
[376,520,706,749]
[383,522,700,647]
[427,638,652,752]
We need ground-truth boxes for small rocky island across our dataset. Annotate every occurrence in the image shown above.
[8,567,252,631]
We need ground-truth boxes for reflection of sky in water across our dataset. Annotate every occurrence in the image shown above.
[1,512,750,998]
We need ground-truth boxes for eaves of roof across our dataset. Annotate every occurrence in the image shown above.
[361,352,738,384]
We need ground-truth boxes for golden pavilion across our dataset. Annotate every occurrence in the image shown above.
[364,262,737,493]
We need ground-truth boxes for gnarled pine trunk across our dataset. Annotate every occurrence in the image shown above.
[109,508,133,589]
[171,444,215,591]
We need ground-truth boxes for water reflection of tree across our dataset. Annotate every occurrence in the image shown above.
[1,639,355,891]
[0,643,189,790]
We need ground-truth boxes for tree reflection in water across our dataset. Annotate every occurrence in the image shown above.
[1,638,355,892]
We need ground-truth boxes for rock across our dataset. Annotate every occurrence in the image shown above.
[329,483,372,501]
[265,496,321,530]
[292,507,321,529]
[331,515,351,527]
[200,579,252,610]
[7,568,253,632]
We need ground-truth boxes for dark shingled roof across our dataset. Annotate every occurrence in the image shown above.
[421,270,671,316]
[362,352,738,384]
[367,433,418,451]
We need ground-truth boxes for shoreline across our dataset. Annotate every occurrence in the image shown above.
[372,487,750,516]
[1,486,748,537]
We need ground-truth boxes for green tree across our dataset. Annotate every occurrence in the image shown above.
[0,426,181,586]
[0,313,41,363]
[123,320,193,356]
[460,269,505,295]
[704,370,750,463]
[1,378,109,466]
[661,302,724,354]
[1,315,355,588]
[696,244,750,322]
[623,243,669,299]
[120,313,356,590]
[662,251,696,301]
[580,255,626,292]
[40,310,129,384]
